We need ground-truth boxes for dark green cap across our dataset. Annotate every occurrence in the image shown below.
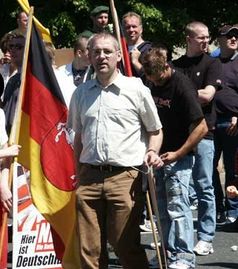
[90,6,109,17]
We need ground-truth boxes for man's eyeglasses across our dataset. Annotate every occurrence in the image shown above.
[91,49,118,58]
[8,44,24,50]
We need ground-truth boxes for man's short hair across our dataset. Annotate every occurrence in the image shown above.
[141,47,167,76]
[185,21,208,37]
[87,32,119,51]
[73,33,92,54]
[16,10,27,19]
[122,12,142,26]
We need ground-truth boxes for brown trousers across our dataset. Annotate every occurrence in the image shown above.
[76,164,149,269]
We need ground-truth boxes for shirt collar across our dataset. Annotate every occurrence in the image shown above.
[90,70,124,91]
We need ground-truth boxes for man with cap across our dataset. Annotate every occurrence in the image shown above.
[90,6,112,34]
[213,24,238,232]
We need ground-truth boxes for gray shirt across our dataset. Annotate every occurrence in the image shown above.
[67,72,162,166]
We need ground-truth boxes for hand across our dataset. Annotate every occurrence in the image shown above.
[5,144,21,157]
[226,185,238,199]
[226,117,238,136]
[0,54,11,65]
[160,151,180,165]
[130,48,141,65]
[144,151,164,168]
[0,185,12,212]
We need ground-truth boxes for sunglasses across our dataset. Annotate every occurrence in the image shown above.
[225,32,238,39]
[8,44,24,50]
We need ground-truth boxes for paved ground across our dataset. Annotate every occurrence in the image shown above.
[107,172,238,269]
[108,223,238,269]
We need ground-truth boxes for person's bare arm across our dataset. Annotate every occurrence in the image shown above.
[0,144,13,212]
[198,85,216,104]
[144,129,164,168]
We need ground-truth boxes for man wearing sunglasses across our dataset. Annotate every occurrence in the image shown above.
[213,24,238,233]
[2,33,25,134]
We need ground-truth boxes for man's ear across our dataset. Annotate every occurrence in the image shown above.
[116,50,122,63]
[186,35,191,44]
[76,49,82,57]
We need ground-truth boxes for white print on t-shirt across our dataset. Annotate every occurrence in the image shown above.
[153,97,171,108]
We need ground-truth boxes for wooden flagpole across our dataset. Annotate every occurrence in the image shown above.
[146,191,164,268]
[147,166,168,269]
[0,6,34,259]
[109,0,124,64]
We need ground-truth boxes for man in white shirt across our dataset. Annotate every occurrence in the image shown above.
[67,32,163,269]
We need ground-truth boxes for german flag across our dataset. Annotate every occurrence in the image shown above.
[18,23,80,268]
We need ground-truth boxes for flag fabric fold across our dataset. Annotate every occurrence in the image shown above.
[18,22,80,268]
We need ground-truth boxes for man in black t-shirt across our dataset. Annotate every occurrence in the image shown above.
[172,21,222,256]
[142,48,207,269]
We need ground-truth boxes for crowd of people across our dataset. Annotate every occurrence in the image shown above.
[1,5,238,269]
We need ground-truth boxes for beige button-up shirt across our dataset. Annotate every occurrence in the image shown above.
[67,72,162,166]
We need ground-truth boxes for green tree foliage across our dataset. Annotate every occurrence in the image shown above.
[2,0,238,52]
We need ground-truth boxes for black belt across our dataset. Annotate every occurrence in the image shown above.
[89,164,141,172]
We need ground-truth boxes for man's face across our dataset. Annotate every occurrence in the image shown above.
[218,30,238,51]
[146,68,169,87]
[187,26,210,54]
[76,38,90,67]
[89,37,121,76]
[123,16,142,45]
[93,12,109,30]
[8,37,25,67]
[18,12,28,30]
